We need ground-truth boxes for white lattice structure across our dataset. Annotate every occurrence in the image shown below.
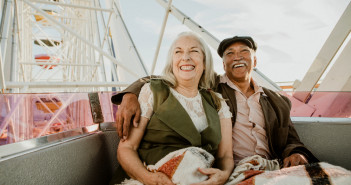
[1,0,148,93]
[0,0,151,144]
[1,0,283,93]
[1,0,350,145]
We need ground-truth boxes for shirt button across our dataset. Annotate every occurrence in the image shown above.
[252,122,256,128]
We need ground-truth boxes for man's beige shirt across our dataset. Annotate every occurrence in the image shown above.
[220,74,271,164]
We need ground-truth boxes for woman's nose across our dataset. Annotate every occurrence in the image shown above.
[182,52,191,61]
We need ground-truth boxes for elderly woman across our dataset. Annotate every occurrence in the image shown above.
[115,32,233,185]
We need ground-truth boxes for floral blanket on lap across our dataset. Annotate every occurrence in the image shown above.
[225,155,351,185]
[119,147,214,185]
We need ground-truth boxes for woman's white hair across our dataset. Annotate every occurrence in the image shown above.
[161,32,215,90]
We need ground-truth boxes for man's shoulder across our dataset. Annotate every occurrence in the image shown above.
[262,87,291,107]
[213,74,228,87]
[212,74,221,90]
[262,87,286,98]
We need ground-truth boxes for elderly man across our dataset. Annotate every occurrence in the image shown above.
[111,36,318,167]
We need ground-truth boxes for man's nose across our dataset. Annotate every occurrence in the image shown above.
[233,52,243,61]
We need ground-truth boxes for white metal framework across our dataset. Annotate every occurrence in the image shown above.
[0,0,282,93]
[0,0,148,93]
[0,0,350,147]
[293,2,351,102]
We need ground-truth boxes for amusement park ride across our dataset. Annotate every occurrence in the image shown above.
[0,0,350,184]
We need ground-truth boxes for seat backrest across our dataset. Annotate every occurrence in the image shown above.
[1,119,350,185]
[292,118,351,170]
[0,131,120,185]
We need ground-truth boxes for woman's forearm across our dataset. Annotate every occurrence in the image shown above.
[117,145,150,183]
[118,142,175,185]
[117,116,153,183]
[216,156,234,178]
[217,118,234,178]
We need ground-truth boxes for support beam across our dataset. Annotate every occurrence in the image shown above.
[23,0,139,78]
[294,2,351,102]
[0,48,6,90]
[30,0,113,12]
[155,0,219,50]
[19,62,100,66]
[106,0,148,83]
[316,36,351,91]
[6,81,130,88]
[155,0,281,91]
[151,0,172,74]
[0,0,13,70]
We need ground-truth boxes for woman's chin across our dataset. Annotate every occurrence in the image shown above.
[177,76,199,84]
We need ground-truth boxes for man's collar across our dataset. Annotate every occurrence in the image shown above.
[220,74,265,95]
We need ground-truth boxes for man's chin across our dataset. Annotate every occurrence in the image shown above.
[228,75,249,83]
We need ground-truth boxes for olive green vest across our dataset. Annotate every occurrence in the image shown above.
[138,80,222,165]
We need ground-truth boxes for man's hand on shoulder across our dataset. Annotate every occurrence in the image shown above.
[115,93,141,140]
[283,153,308,168]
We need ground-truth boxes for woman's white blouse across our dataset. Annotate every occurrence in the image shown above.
[138,83,232,133]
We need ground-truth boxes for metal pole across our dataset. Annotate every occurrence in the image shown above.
[19,62,100,66]
[30,0,113,12]
[1,0,13,69]
[6,81,131,88]
[150,0,172,75]
[111,0,149,75]
[10,0,18,92]
[0,48,6,90]
[23,0,139,78]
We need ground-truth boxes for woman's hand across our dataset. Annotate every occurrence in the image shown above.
[143,172,175,185]
[191,168,230,185]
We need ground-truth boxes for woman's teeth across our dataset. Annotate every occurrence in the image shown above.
[180,66,195,70]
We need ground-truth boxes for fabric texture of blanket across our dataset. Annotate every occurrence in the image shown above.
[119,147,214,185]
[226,155,351,185]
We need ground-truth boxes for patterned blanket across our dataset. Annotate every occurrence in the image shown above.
[119,150,351,185]
[226,155,351,185]
[119,147,214,185]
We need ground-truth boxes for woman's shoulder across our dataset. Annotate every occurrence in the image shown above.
[140,83,152,96]
[148,79,171,93]
[149,78,168,86]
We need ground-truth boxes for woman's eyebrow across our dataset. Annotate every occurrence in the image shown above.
[174,46,199,49]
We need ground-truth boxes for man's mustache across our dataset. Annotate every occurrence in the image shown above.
[230,60,248,69]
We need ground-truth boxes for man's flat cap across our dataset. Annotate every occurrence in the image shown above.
[217,36,257,57]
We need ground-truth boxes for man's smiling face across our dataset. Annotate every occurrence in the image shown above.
[222,41,256,83]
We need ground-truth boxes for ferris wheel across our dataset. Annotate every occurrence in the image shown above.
[0,0,149,93]
[0,0,284,93]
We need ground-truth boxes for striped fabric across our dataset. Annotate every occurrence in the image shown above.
[226,155,351,185]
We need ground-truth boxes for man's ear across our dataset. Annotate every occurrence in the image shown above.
[254,56,257,67]
[223,61,226,70]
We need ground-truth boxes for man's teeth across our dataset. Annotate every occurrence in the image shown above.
[234,64,245,68]
[180,66,195,70]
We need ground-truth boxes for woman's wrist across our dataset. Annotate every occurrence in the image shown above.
[138,171,152,184]
[223,169,232,180]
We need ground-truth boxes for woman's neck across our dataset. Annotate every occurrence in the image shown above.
[174,83,199,98]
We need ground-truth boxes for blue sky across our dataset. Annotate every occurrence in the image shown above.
[119,0,350,82]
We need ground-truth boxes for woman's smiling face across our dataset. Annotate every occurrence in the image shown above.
[172,35,205,85]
